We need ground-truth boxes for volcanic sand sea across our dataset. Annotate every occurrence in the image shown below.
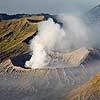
[0,61,100,100]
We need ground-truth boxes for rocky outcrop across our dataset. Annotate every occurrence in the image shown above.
[0,59,30,73]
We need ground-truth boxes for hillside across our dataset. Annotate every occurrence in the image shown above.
[65,74,100,100]
[0,15,45,62]
[88,4,100,23]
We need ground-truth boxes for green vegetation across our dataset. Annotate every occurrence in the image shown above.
[0,16,44,61]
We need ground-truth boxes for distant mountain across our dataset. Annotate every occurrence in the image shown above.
[89,4,100,17]
[0,13,57,21]
[88,4,100,23]
[0,13,31,21]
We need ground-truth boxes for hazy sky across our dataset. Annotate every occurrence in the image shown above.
[0,0,100,14]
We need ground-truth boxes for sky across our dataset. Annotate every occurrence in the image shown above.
[0,0,100,14]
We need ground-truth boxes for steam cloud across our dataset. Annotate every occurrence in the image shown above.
[25,13,98,68]
[25,18,66,68]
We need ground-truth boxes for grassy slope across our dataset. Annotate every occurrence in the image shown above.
[65,74,100,100]
[0,16,45,61]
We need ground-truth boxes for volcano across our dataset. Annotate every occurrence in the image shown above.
[1,4,100,99]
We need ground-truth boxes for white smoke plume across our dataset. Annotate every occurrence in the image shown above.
[25,14,92,69]
[25,18,66,68]
[57,14,89,50]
